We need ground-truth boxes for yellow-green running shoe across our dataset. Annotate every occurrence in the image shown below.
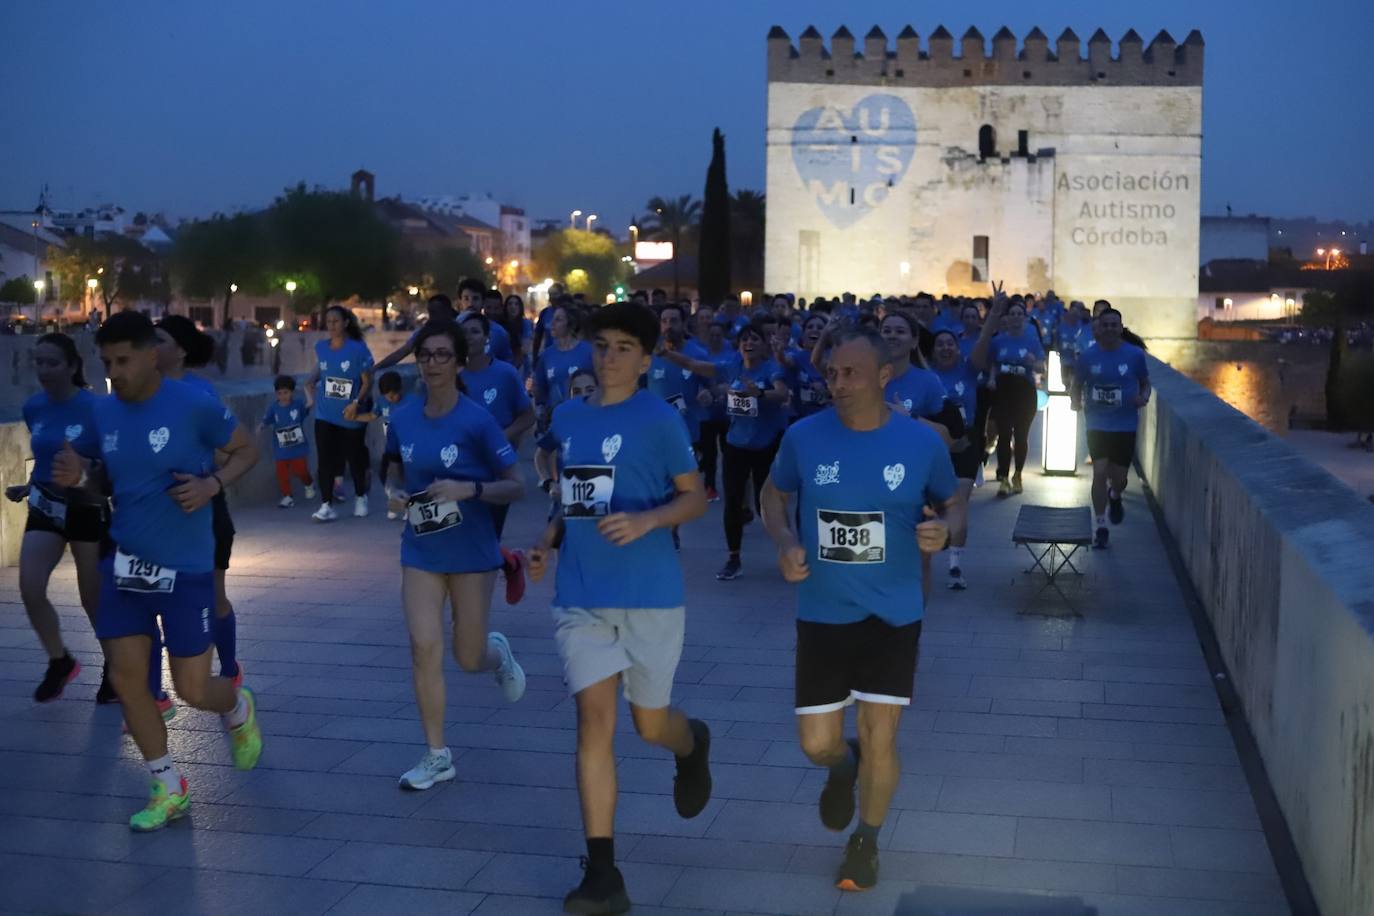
[229,687,262,770]
[129,777,189,832]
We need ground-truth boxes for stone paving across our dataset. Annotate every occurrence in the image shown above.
[0,436,1290,915]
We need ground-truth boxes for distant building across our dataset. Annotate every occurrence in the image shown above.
[1198,260,1310,323]
[0,216,66,299]
[405,192,530,269]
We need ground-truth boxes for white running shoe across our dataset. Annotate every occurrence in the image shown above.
[386,510,400,521]
[948,568,968,591]
[278,495,295,509]
[488,632,526,703]
[354,496,369,518]
[304,485,316,500]
[312,503,337,523]
[398,749,456,791]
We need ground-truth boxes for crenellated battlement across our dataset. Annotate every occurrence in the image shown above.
[767,25,1203,87]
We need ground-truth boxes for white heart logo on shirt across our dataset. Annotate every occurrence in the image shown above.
[64,424,82,440]
[682,369,692,380]
[148,427,170,454]
[1118,363,1128,376]
[320,361,328,371]
[31,422,44,436]
[652,369,664,379]
[484,388,497,405]
[341,360,351,372]
[1018,348,1027,358]
[401,444,414,463]
[440,444,458,468]
[954,382,965,396]
[290,409,298,420]
[601,434,622,462]
[883,463,905,491]
[902,398,913,411]
[103,431,119,453]
[1091,364,1102,374]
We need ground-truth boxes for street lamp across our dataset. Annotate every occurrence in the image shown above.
[33,279,44,295]
[407,286,419,296]
[629,224,639,246]
[285,280,297,292]
[229,283,238,293]
[570,209,582,228]
[485,256,494,266]
[86,277,98,291]
[586,214,598,233]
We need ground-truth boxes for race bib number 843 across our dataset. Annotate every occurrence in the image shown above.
[817,509,886,564]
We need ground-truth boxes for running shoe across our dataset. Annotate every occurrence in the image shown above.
[996,478,1012,499]
[34,654,80,703]
[1011,473,1024,495]
[563,858,631,915]
[353,495,369,518]
[303,484,317,500]
[673,719,712,819]
[386,509,400,520]
[398,749,456,790]
[228,687,262,770]
[501,548,527,605]
[835,830,879,892]
[121,695,177,734]
[704,486,720,503]
[948,567,967,591]
[129,777,190,832]
[1093,526,1110,550]
[277,495,294,509]
[96,664,119,705]
[716,556,741,581]
[489,632,526,703]
[819,739,860,831]
[1108,490,1125,525]
[312,503,337,522]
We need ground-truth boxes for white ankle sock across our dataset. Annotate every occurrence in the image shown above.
[948,547,964,569]
[147,755,182,793]
[428,746,451,760]
[224,692,249,729]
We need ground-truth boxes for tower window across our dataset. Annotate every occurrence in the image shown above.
[978,125,997,160]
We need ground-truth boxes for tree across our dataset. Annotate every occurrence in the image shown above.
[730,189,765,294]
[48,235,166,310]
[171,213,269,327]
[530,229,630,301]
[424,246,491,296]
[0,275,37,305]
[643,194,700,299]
[1304,273,1374,430]
[697,128,732,305]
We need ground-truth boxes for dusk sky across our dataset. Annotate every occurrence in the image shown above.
[3,0,1370,229]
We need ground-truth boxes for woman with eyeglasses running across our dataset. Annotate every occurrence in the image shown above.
[382,321,528,791]
[7,333,115,703]
[305,306,374,521]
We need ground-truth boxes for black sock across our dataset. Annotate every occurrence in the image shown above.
[586,837,614,872]
[854,820,881,843]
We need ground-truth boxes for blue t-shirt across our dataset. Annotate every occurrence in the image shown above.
[23,389,102,486]
[769,409,958,626]
[94,378,237,573]
[1075,343,1150,433]
[376,394,410,436]
[721,359,788,450]
[885,366,947,420]
[315,338,374,429]
[934,361,979,425]
[550,391,698,609]
[702,345,740,422]
[262,397,311,460]
[647,350,703,441]
[932,313,963,335]
[485,318,515,363]
[988,328,1046,378]
[463,359,531,432]
[534,340,594,407]
[385,396,517,574]
[788,348,829,418]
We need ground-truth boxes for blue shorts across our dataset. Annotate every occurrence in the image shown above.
[95,553,215,657]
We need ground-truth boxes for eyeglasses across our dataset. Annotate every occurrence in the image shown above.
[415,349,455,364]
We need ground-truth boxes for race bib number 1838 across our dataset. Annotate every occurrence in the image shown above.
[817,509,886,564]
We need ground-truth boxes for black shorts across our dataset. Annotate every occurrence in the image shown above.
[951,446,981,480]
[795,616,922,713]
[25,499,109,543]
[212,491,235,571]
[1086,430,1137,468]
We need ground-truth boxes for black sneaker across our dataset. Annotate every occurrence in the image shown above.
[563,858,630,915]
[34,654,80,703]
[95,664,119,705]
[835,830,879,891]
[716,556,741,581]
[819,739,860,831]
[948,567,967,591]
[1108,492,1125,525]
[1093,526,1110,550]
[674,719,712,818]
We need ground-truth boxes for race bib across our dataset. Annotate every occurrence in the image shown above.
[561,465,615,518]
[1089,384,1123,408]
[29,486,67,527]
[406,494,462,536]
[666,394,688,414]
[997,363,1029,378]
[113,548,177,593]
[817,509,886,564]
[726,390,759,417]
[324,376,353,400]
[275,425,305,448]
[799,385,825,405]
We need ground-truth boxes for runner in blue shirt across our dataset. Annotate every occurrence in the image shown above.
[932,324,996,590]
[526,303,712,915]
[692,311,737,502]
[380,320,528,791]
[646,303,706,443]
[261,375,315,507]
[1070,306,1151,549]
[971,289,1045,497]
[761,324,956,894]
[780,313,831,422]
[51,311,263,832]
[305,305,374,520]
[534,303,595,423]
[8,333,113,704]
[474,284,516,365]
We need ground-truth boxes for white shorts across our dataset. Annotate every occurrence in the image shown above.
[552,605,685,709]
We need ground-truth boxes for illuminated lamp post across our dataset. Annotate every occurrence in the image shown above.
[1041,350,1079,476]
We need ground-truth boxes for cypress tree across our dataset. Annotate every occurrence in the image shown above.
[698,128,732,304]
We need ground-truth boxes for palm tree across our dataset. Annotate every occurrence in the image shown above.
[643,195,701,298]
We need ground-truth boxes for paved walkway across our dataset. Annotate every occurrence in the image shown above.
[0,436,1289,915]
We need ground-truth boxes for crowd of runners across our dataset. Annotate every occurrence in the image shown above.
[10,281,1151,913]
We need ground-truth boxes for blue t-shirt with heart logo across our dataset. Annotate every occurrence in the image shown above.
[1074,343,1150,433]
[884,366,947,420]
[988,328,1045,378]
[934,361,979,425]
[769,408,957,626]
[549,390,698,610]
[314,338,374,429]
[721,358,788,450]
[262,397,311,460]
[462,359,531,432]
[534,340,594,408]
[93,378,237,573]
[23,388,102,486]
[647,350,704,441]
[385,395,517,574]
